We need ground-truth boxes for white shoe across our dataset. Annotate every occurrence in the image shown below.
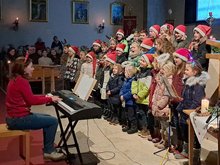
[44,151,65,161]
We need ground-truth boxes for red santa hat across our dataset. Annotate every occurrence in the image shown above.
[86,51,97,77]
[69,46,79,54]
[142,54,154,64]
[174,25,186,36]
[93,39,102,47]
[140,38,154,50]
[173,48,191,62]
[116,28,124,37]
[105,53,116,64]
[161,23,174,33]
[194,24,211,37]
[149,25,160,36]
[116,43,126,52]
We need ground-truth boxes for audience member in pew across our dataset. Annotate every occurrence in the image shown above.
[38,49,53,65]
[175,60,210,164]
[51,36,63,55]
[50,48,60,65]
[5,57,65,161]
[60,45,69,66]
[6,47,18,63]
[34,37,46,51]
[28,45,39,64]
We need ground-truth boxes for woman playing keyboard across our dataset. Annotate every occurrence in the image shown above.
[5,56,65,161]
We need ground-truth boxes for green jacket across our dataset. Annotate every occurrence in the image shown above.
[129,55,141,68]
[131,79,150,105]
[120,39,129,53]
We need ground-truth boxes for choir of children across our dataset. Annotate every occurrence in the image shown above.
[4,23,213,164]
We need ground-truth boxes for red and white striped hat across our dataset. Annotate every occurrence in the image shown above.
[194,24,211,37]
[69,46,79,54]
[149,25,160,36]
[142,54,154,64]
[93,39,102,47]
[105,53,116,64]
[116,43,126,52]
[116,29,124,37]
[140,38,154,50]
[174,25,186,36]
[173,48,191,62]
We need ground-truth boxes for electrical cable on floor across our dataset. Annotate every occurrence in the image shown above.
[86,119,116,161]
[160,148,169,165]
[92,119,143,165]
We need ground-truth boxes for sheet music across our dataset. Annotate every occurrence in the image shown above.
[161,76,179,99]
[74,74,96,100]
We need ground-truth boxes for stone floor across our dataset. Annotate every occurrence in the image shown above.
[30,105,218,165]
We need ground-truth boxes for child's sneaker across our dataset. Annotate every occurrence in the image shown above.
[138,130,149,138]
[44,151,65,161]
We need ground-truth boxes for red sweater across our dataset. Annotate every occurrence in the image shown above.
[6,76,52,117]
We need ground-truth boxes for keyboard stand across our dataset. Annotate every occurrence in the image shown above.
[54,104,83,164]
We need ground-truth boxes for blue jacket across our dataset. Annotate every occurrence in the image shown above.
[176,72,210,123]
[119,77,135,106]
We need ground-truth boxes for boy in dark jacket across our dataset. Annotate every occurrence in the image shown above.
[106,64,124,125]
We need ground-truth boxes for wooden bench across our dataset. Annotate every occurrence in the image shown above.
[0,123,30,165]
[30,65,61,94]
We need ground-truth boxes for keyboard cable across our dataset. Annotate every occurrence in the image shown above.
[91,119,143,165]
[86,119,116,161]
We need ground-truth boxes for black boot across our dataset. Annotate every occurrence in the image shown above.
[127,120,138,134]
[122,121,130,132]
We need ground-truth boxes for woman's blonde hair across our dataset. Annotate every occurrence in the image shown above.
[155,37,175,56]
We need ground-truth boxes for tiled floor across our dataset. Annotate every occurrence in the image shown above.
[0,89,218,164]
[31,105,218,165]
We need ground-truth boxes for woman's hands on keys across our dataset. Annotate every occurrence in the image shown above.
[51,96,62,103]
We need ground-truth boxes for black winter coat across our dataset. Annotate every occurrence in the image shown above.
[106,74,124,104]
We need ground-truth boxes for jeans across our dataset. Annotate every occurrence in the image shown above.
[6,113,58,154]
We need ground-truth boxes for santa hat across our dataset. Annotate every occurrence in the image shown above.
[161,23,174,33]
[173,48,191,62]
[93,39,102,47]
[149,25,160,36]
[174,25,186,36]
[105,53,116,64]
[116,43,126,52]
[86,51,97,77]
[116,29,124,37]
[156,53,171,66]
[140,38,154,50]
[142,54,154,64]
[69,46,79,54]
[194,24,211,37]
